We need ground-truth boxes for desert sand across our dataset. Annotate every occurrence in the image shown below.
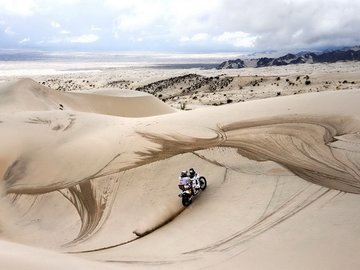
[1,62,360,270]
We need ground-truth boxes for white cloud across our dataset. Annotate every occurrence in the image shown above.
[50,21,61,28]
[4,27,15,35]
[115,14,149,32]
[0,0,38,16]
[292,29,304,39]
[211,0,360,50]
[1,0,360,51]
[91,26,102,32]
[46,34,100,44]
[180,36,190,42]
[214,31,259,47]
[19,37,30,44]
[109,0,221,36]
[106,0,360,50]
[103,0,138,11]
[113,4,161,32]
[60,30,70,35]
[47,38,62,44]
[0,0,83,17]
[180,33,209,43]
[167,0,221,34]
[106,0,160,33]
[69,34,99,43]
[130,36,144,42]
[103,0,360,50]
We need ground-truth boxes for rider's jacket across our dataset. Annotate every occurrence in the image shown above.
[189,173,200,188]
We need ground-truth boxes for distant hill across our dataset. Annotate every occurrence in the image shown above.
[216,59,246,69]
[217,46,360,69]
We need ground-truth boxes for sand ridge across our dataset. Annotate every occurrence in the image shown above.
[0,78,175,116]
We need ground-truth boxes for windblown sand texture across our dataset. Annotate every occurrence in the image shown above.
[1,68,360,269]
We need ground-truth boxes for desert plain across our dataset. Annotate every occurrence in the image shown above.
[0,61,360,270]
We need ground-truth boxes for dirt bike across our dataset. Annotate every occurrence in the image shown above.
[178,174,207,207]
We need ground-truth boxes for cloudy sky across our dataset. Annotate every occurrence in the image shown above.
[0,0,360,53]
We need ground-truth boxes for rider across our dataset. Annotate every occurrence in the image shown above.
[189,168,198,178]
[178,171,191,192]
[188,168,200,191]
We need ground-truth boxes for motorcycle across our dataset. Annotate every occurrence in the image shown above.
[178,174,207,207]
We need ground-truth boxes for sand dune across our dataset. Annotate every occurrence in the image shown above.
[1,78,360,269]
[0,78,175,117]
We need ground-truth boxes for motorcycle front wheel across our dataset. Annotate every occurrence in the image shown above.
[182,194,192,207]
[199,176,207,190]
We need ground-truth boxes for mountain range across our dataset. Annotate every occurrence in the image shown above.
[217,46,360,69]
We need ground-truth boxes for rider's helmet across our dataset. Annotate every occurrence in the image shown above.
[181,171,187,177]
[189,168,195,178]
